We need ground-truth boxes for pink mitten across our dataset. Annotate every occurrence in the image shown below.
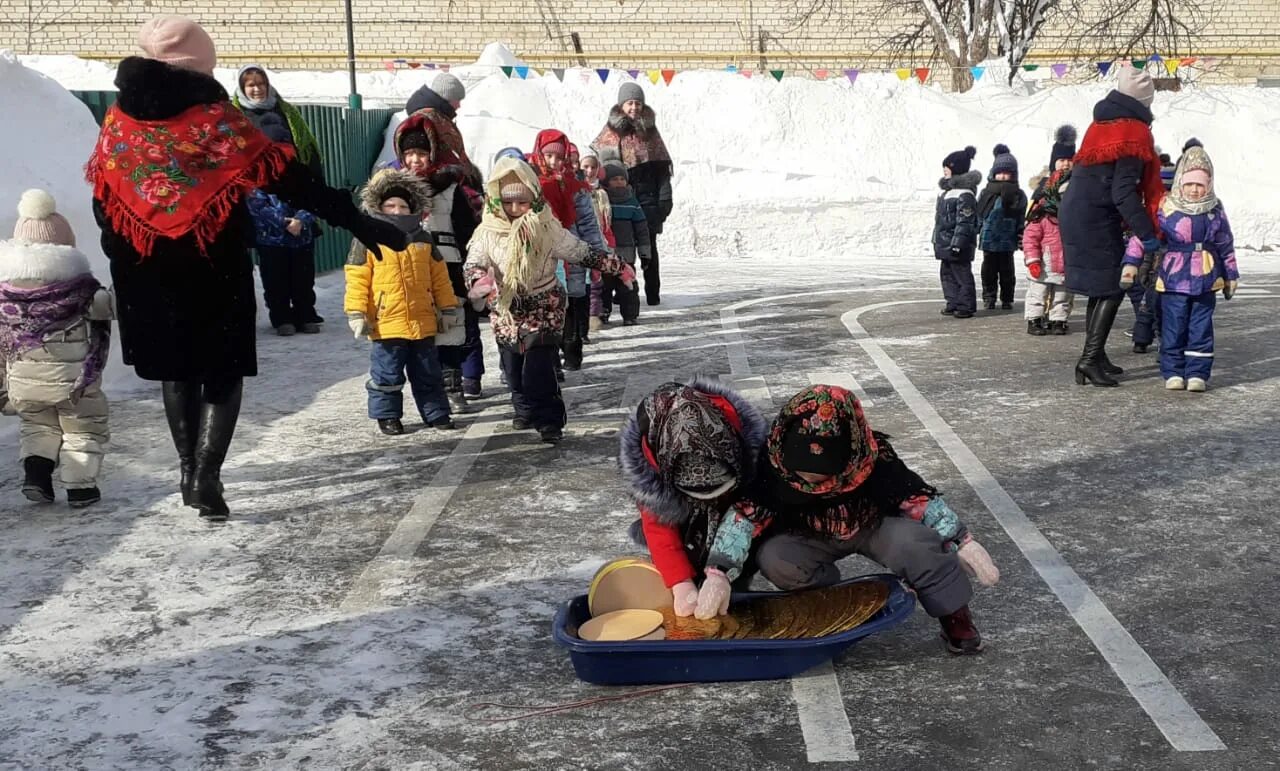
[672,580,699,617]
[957,540,1000,587]
[620,263,637,290]
[694,568,731,620]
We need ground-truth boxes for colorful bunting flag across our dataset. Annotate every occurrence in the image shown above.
[1051,63,1068,78]
[1131,59,1147,69]
[1149,53,1163,63]
[1096,61,1112,76]
[552,68,565,82]
[407,62,421,69]
[915,67,930,83]
[515,66,530,79]
[501,65,513,78]
[648,70,661,84]
[662,69,676,85]
[1165,60,1179,75]
[627,69,640,80]
[895,68,910,81]
[596,68,610,83]
[741,69,753,79]
[424,63,437,70]
[1179,57,1197,66]
[770,69,784,82]
[384,60,395,72]
[725,65,738,73]
[814,68,829,80]
[1022,64,1039,72]
[970,66,985,80]
[844,68,859,84]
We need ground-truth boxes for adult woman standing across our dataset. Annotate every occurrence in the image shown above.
[234,64,323,176]
[592,83,673,306]
[89,17,404,521]
[1060,66,1163,387]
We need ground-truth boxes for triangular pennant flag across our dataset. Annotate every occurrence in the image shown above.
[501,65,513,78]
[970,66,985,80]
[814,68,829,80]
[516,66,531,79]
[1022,64,1039,72]
[393,58,407,64]
[440,64,451,73]
[580,70,593,84]
[741,69,753,79]
[1165,60,1179,75]
[648,69,661,84]
[725,64,738,73]
[915,67,930,83]
[408,62,421,69]
[844,68,859,84]
[596,68,611,83]
[627,69,640,79]
[1149,53,1163,63]
[895,68,911,81]
[770,69,784,82]
[424,63,437,70]
[1132,59,1147,69]
[1051,63,1068,78]
[552,68,565,82]
[661,69,676,85]
[1096,61,1112,76]
[384,60,395,72]
[1179,57,1197,66]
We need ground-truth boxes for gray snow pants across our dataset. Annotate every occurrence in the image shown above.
[755,517,972,617]
[13,382,109,489]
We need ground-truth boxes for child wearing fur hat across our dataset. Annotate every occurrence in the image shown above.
[934,147,981,318]
[345,169,461,436]
[1120,144,1237,392]
[977,145,1028,310]
[1022,125,1077,336]
[464,158,634,443]
[747,385,1000,655]
[0,190,114,508]
[599,161,650,325]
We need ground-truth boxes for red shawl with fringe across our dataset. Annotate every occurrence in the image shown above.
[1073,118,1163,233]
[86,101,294,258]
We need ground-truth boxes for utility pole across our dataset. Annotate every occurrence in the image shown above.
[344,0,361,109]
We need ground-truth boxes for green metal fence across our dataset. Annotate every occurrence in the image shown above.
[71,91,395,273]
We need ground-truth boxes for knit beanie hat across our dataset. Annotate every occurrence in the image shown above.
[379,185,415,207]
[541,142,566,157]
[943,146,977,175]
[138,16,217,76]
[500,181,534,203]
[12,189,76,247]
[495,147,527,162]
[1117,65,1155,108]
[603,161,628,182]
[431,73,466,104]
[580,147,599,163]
[399,130,432,154]
[617,82,645,107]
[1050,124,1078,168]
[257,113,293,145]
[990,144,1018,179]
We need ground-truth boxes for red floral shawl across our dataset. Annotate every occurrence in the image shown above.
[86,101,294,258]
[1073,118,1164,233]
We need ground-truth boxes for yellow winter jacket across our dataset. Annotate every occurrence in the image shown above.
[344,236,457,341]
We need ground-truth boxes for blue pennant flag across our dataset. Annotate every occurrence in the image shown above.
[515,66,530,79]
[970,66,986,81]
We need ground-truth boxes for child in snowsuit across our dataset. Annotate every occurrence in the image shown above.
[600,161,649,325]
[248,113,322,336]
[580,149,616,332]
[934,147,981,318]
[620,377,770,619]
[1129,143,1193,353]
[1022,125,1077,336]
[977,145,1027,310]
[748,386,1000,655]
[345,169,460,436]
[528,130,608,372]
[464,158,632,443]
[1121,144,1237,392]
[0,190,113,508]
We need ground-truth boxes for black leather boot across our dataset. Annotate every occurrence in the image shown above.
[1075,296,1121,387]
[190,378,243,521]
[162,380,202,506]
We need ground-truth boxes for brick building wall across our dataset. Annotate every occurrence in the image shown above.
[2,0,1277,84]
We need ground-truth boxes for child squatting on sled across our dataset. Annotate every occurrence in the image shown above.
[621,379,1001,654]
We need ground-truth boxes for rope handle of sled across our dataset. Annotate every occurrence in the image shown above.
[463,682,696,723]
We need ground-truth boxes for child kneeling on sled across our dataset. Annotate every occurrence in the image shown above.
[1121,144,1237,392]
[346,169,461,436]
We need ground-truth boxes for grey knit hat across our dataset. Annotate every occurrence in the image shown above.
[603,161,628,182]
[431,73,466,104]
[617,82,645,107]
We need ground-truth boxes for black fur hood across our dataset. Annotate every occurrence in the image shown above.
[607,103,662,138]
[114,57,229,120]
[619,376,769,526]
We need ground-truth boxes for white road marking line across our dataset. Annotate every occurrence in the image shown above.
[842,299,1226,753]
[806,369,874,407]
[720,307,752,376]
[792,662,861,762]
[340,407,503,612]
[720,374,771,407]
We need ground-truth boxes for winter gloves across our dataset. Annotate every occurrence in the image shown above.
[348,313,369,339]
[620,262,638,291]
[671,580,699,617]
[437,307,459,334]
[1140,236,1162,255]
[1119,264,1138,289]
[1026,260,1043,281]
[1223,279,1238,300]
[671,570,733,620]
[957,540,1000,587]
[468,270,497,311]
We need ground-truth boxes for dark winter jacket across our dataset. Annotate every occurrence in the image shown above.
[94,57,387,381]
[593,105,673,235]
[1059,91,1160,298]
[246,189,316,249]
[932,171,981,261]
[605,185,652,266]
[977,181,1027,253]
[405,84,457,121]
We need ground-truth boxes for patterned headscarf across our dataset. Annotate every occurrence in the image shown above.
[767,385,878,495]
[1166,145,1217,216]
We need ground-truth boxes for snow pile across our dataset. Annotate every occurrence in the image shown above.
[0,52,141,392]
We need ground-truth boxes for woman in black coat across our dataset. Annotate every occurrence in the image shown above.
[89,18,404,520]
[1060,67,1164,386]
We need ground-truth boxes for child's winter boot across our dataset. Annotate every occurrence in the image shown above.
[1027,318,1048,336]
[68,487,101,509]
[1050,320,1069,335]
[378,418,405,435]
[21,456,55,503]
[939,605,984,655]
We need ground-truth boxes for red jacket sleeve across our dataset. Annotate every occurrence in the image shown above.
[640,507,695,587]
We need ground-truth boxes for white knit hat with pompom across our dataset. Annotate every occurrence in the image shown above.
[13,189,76,247]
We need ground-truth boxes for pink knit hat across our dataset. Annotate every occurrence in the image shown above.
[138,16,217,76]
[1180,168,1211,189]
[13,190,76,247]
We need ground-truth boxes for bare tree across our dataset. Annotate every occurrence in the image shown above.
[0,1,117,54]
[1064,0,1220,62]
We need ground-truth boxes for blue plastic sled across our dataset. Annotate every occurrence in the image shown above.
[552,573,915,685]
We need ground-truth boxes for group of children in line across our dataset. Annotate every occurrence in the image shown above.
[933,127,1239,392]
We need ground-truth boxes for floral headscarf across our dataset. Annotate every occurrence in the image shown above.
[767,385,878,496]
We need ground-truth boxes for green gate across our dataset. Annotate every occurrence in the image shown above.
[71,91,395,273]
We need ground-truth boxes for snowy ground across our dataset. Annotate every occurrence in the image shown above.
[1,248,1278,769]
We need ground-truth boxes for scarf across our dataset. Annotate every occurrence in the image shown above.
[750,386,935,539]
[86,102,295,259]
[1073,118,1163,233]
[979,180,1022,219]
[593,105,673,168]
[1166,145,1218,216]
[476,159,563,312]
[1027,168,1071,222]
[0,275,108,394]
[235,86,278,112]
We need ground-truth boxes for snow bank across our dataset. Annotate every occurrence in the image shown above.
[0,52,142,392]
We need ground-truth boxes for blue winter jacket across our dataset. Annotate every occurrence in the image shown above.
[933,171,981,261]
[247,189,317,249]
[977,181,1028,253]
[564,188,608,297]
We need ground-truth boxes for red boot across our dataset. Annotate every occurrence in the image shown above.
[939,605,984,655]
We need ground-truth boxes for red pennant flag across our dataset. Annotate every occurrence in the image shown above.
[384,60,395,72]
[408,62,421,69]
[915,67,930,83]
[661,69,676,85]
[814,69,829,80]
[741,69,753,79]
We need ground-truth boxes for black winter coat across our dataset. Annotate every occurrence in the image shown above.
[1060,91,1159,298]
[96,58,387,382]
[932,171,981,262]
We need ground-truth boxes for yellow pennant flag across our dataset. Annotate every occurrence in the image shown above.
[895,68,911,81]
[1165,60,1179,75]
[648,69,661,84]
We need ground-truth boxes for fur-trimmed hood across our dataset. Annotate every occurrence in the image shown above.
[939,170,981,193]
[114,56,228,120]
[619,376,769,526]
[0,240,93,285]
[359,168,435,217]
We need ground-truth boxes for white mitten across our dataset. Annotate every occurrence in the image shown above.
[957,540,1000,587]
[671,580,699,617]
[348,313,369,340]
[89,287,116,321]
[694,568,732,620]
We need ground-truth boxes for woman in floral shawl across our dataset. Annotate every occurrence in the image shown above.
[749,385,1000,655]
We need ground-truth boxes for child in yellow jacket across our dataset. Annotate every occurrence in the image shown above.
[345,169,460,436]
